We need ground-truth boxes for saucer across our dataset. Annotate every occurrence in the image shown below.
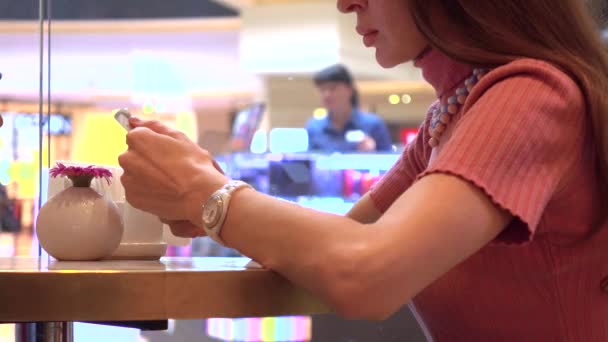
[107,242,167,261]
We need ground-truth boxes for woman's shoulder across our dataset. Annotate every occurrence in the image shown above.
[491,58,573,79]
[484,58,582,99]
[465,58,585,114]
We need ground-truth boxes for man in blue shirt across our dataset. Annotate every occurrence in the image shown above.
[306,64,392,152]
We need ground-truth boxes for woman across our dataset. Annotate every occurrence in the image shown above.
[118,0,608,340]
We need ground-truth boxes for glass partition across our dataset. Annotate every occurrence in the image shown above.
[0,0,46,259]
[0,0,49,339]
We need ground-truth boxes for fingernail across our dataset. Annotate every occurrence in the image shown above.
[129,117,142,124]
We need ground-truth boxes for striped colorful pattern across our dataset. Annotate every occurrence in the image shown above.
[206,316,311,341]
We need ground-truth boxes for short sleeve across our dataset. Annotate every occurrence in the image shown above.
[418,60,586,243]
[370,103,436,212]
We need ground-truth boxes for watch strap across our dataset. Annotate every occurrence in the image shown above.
[203,180,252,246]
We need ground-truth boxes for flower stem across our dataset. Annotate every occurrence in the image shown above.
[69,175,94,188]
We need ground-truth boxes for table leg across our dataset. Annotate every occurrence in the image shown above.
[15,322,73,342]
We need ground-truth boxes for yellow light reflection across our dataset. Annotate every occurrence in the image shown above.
[388,94,400,105]
[53,270,121,274]
[142,103,155,115]
[313,108,327,119]
[175,111,197,141]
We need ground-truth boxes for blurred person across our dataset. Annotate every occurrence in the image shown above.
[306,64,392,152]
[0,183,17,233]
[0,72,3,127]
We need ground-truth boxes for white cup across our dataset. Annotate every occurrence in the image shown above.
[48,175,71,199]
[104,167,125,202]
[117,201,164,244]
[88,165,124,201]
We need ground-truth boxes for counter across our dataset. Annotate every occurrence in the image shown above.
[0,257,329,341]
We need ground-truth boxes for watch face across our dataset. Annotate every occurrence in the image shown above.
[203,195,224,228]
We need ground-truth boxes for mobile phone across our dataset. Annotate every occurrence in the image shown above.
[113,108,132,131]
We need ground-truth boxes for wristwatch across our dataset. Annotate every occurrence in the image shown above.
[201,180,252,245]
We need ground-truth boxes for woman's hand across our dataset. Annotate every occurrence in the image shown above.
[160,218,207,238]
[357,135,377,152]
[118,118,229,226]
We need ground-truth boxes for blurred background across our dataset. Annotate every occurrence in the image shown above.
[0,0,606,341]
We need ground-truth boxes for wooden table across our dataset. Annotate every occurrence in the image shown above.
[0,257,329,341]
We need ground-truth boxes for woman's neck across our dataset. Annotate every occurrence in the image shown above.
[413,48,474,98]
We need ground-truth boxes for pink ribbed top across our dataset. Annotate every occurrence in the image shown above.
[370,49,608,341]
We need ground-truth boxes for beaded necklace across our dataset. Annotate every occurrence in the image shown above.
[428,68,488,148]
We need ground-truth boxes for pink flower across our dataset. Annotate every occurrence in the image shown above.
[50,163,113,187]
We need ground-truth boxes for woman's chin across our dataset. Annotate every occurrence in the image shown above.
[375,51,406,69]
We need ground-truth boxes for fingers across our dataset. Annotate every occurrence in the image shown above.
[166,220,205,238]
[159,217,173,225]
[118,150,179,197]
[124,127,184,162]
[124,125,220,179]
[125,126,173,149]
[358,136,376,151]
[129,117,185,140]
[118,150,161,183]
[121,188,182,221]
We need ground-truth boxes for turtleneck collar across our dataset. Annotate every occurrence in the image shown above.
[414,48,474,98]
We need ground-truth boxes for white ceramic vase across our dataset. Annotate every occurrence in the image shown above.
[37,185,124,261]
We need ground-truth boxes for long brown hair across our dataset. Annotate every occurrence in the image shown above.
[410,0,608,211]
